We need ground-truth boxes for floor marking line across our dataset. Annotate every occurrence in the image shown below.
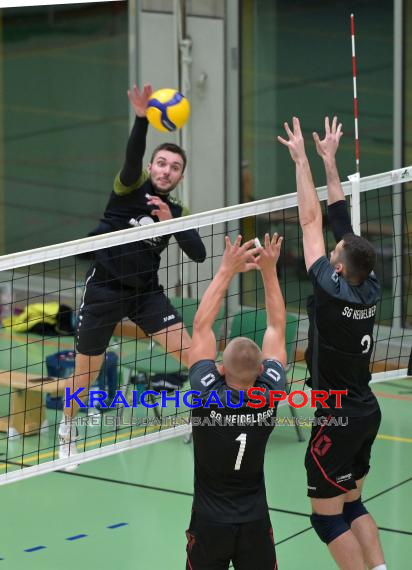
[364,476,412,503]
[374,390,412,402]
[0,424,165,469]
[66,534,88,541]
[24,546,46,553]
[276,526,312,546]
[268,507,309,518]
[55,471,412,532]
[56,471,195,496]
[378,526,412,536]
[377,433,412,443]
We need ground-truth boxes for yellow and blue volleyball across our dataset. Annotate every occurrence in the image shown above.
[146,88,190,132]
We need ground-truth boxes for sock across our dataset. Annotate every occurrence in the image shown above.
[59,416,77,438]
[371,565,387,570]
[60,415,71,431]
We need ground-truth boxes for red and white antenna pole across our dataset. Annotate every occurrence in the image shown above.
[351,13,360,174]
[349,13,361,234]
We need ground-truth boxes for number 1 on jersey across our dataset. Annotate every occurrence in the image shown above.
[234,433,247,470]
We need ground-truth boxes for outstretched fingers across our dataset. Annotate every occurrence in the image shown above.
[143,83,153,98]
[283,121,294,138]
[131,84,141,99]
[292,116,302,136]
[233,235,243,249]
[240,238,257,252]
[277,135,289,147]
[224,235,232,252]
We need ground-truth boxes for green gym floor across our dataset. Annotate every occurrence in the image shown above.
[0,329,410,569]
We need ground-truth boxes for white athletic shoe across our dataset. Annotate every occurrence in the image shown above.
[58,419,79,471]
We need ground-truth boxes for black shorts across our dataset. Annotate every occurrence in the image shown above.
[305,409,381,499]
[185,511,278,570]
[76,267,182,356]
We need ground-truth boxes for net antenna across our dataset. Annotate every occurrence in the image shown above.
[348,13,361,234]
[351,13,360,175]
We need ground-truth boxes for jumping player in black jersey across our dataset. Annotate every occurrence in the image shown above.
[278,117,386,570]
[186,233,287,570]
[59,84,206,464]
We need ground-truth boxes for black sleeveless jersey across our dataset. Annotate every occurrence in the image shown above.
[306,256,380,417]
[189,358,285,523]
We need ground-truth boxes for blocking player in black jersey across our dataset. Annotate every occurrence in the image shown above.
[278,117,386,570]
[59,84,206,464]
[186,233,287,570]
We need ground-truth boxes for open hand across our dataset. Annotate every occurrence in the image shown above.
[147,196,173,221]
[277,117,306,163]
[127,84,153,118]
[313,116,343,161]
[220,235,259,276]
[256,233,283,275]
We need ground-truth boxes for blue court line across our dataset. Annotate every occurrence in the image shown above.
[9,522,128,560]
[24,546,46,553]
[66,534,88,541]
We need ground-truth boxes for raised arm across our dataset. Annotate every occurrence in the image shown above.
[188,236,258,368]
[256,233,287,367]
[174,229,206,263]
[116,84,153,190]
[278,117,325,271]
[313,116,353,242]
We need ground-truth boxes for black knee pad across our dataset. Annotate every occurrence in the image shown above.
[343,498,368,525]
[310,513,350,545]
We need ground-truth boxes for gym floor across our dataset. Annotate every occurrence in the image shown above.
[0,329,410,569]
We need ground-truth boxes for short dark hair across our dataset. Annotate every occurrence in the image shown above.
[341,233,376,284]
[150,143,187,172]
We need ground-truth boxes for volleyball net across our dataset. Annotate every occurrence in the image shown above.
[0,165,411,484]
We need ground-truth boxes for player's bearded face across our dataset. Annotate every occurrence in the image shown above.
[149,151,184,194]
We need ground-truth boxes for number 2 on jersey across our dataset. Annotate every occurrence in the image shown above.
[361,334,371,354]
[234,433,247,470]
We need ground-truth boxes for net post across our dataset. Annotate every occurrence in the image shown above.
[391,175,403,331]
[391,168,410,331]
[348,172,361,235]
[392,0,404,331]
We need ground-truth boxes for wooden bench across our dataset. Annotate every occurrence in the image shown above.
[0,371,65,437]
